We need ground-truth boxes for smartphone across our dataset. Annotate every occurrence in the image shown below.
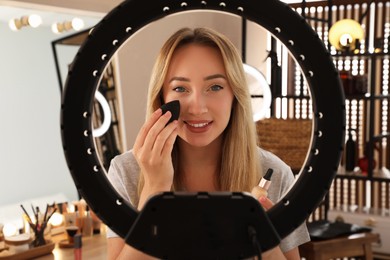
[160,100,180,125]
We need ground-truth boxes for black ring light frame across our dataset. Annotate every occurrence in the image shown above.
[61,0,345,258]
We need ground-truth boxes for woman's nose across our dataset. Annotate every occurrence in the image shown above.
[187,92,208,115]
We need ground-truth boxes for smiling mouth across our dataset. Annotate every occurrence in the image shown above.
[185,122,211,128]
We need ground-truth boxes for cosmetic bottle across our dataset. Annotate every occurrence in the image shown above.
[63,211,77,227]
[82,206,93,237]
[74,205,83,233]
[251,169,273,199]
[91,211,102,235]
[73,234,82,260]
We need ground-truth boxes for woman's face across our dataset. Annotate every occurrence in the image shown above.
[162,44,234,148]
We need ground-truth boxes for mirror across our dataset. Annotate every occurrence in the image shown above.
[54,10,312,176]
[50,10,315,203]
[82,10,313,189]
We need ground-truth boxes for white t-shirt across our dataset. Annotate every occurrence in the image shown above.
[106,147,310,253]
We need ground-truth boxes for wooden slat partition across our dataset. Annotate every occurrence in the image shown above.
[282,1,390,221]
[328,175,390,210]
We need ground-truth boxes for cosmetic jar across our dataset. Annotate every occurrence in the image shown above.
[4,233,31,253]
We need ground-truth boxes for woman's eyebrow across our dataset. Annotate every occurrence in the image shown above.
[168,76,190,83]
[204,74,227,81]
[168,74,226,83]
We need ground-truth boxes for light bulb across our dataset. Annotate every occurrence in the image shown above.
[3,223,18,237]
[52,23,60,34]
[8,19,21,31]
[49,212,64,227]
[28,14,42,28]
[339,33,353,48]
[72,18,84,31]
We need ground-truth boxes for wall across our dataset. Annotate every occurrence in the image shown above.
[0,25,79,207]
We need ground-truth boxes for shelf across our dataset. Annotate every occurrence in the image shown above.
[345,94,369,100]
[332,52,390,58]
[336,173,390,182]
[345,94,390,100]
[373,133,390,141]
[274,95,310,99]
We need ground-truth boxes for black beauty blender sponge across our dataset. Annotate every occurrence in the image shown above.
[161,100,180,125]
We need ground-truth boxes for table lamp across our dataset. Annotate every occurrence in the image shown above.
[329,19,364,53]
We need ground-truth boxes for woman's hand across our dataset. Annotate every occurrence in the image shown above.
[258,196,274,210]
[133,108,178,191]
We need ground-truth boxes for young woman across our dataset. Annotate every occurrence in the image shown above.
[106,27,310,260]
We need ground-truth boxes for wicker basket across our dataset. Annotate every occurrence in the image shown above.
[256,118,312,172]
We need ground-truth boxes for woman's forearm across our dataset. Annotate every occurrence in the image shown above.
[261,246,286,260]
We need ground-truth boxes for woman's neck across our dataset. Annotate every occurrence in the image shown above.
[177,136,223,191]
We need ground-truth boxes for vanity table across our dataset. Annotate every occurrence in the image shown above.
[299,232,380,260]
[35,231,107,260]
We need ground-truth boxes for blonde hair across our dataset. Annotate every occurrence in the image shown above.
[138,27,262,195]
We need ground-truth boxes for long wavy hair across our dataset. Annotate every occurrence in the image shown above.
[138,27,262,196]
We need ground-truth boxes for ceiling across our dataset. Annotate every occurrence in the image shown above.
[0,0,323,31]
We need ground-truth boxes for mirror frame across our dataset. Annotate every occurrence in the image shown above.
[61,0,345,254]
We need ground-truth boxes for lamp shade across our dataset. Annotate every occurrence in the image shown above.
[329,19,364,51]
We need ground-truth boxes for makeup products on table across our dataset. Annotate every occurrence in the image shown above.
[63,204,76,227]
[251,168,273,200]
[74,205,83,233]
[91,211,102,235]
[20,203,57,247]
[81,206,93,237]
[66,226,79,244]
[59,225,78,248]
[4,233,31,254]
[73,234,82,260]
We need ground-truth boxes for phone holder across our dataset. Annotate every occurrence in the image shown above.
[126,192,280,260]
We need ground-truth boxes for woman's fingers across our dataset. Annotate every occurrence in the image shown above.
[133,108,163,152]
[161,122,178,156]
[133,109,178,169]
[141,111,174,153]
[258,196,274,211]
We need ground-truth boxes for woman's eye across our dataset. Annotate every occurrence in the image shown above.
[173,86,186,92]
[210,84,223,91]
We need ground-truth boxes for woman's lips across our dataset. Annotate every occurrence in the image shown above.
[184,121,212,133]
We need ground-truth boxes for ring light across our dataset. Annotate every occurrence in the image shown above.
[61,0,345,257]
[243,63,272,121]
[92,90,112,137]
